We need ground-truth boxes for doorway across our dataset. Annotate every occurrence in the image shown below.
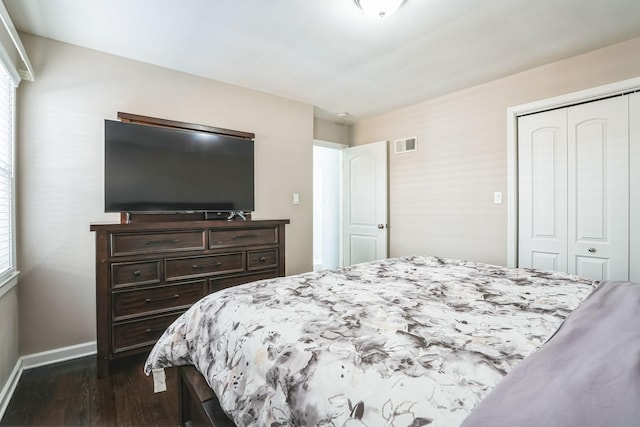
[313,140,389,271]
[313,142,344,271]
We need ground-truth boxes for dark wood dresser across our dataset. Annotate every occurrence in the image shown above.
[90,219,289,377]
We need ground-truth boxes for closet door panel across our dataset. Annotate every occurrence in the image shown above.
[574,120,606,240]
[567,96,628,281]
[518,109,568,272]
[631,92,640,282]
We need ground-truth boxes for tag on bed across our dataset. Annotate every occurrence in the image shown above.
[152,368,167,393]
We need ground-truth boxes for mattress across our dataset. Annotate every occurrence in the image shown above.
[144,255,596,426]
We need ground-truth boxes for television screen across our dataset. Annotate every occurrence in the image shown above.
[104,120,255,213]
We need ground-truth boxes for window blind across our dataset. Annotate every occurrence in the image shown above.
[0,68,14,281]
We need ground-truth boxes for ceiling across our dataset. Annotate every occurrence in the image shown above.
[4,0,640,123]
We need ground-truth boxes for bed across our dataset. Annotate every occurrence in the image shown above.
[145,255,605,426]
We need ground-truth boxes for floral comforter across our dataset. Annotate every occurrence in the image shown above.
[144,256,596,427]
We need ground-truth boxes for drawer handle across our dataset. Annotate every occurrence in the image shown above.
[145,295,180,303]
[145,327,167,335]
[132,270,142,278]
[259,256,266,263]
[144,239,179,246]
[192,262,223,269]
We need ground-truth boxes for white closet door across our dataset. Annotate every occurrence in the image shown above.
[518,109,568,272]
[630,92,640,282]
[567,96,629,281]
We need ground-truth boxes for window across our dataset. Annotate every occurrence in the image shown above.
[0,65,15,283]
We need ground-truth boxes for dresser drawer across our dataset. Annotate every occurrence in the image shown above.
[113,312,182,353]
[165,252,245,281]
[111,231,206,256]
[209,227,277,249]
[209,270,278,293]
[112,280,207,321]
[111,261,161,288]
[247,249,278,271]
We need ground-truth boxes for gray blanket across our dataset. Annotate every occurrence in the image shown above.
[461,280,640,427]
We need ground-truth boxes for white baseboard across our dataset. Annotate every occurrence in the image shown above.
[0,357,23,421]
[21,341,97,370]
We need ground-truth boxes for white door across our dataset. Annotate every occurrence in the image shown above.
[567,96,629,281]
[518,108,568,272]
[343,141,388,266]
[518,96,629,281]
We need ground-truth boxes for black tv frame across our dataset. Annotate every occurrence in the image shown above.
[107,112,256,223]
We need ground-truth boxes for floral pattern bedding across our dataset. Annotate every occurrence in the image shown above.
[144,256,596,427]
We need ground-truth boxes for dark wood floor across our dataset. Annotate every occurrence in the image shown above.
[1,356,179,426]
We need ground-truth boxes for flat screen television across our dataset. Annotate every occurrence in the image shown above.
[104,120,255,213]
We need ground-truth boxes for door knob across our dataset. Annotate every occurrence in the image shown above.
[377,224,385,229]
[588,247,596,253]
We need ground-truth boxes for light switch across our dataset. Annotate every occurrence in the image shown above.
[494,192,502,204]
[293,193,300,205]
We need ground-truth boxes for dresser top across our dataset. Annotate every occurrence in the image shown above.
[90,219,290,232]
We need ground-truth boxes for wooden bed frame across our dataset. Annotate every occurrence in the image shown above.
[178,366,234,427]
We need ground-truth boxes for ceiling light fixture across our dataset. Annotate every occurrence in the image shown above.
[354,0,407,18]
[337,112,353,122]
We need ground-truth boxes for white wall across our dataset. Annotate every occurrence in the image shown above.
[16,34,314,355]
[352,36,640,266]
[314,117,350,146]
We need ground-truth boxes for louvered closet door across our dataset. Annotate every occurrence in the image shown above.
[567,96,628,281]
[518,109,568,272]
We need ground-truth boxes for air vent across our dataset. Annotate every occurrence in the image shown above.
[394,137,417,154]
